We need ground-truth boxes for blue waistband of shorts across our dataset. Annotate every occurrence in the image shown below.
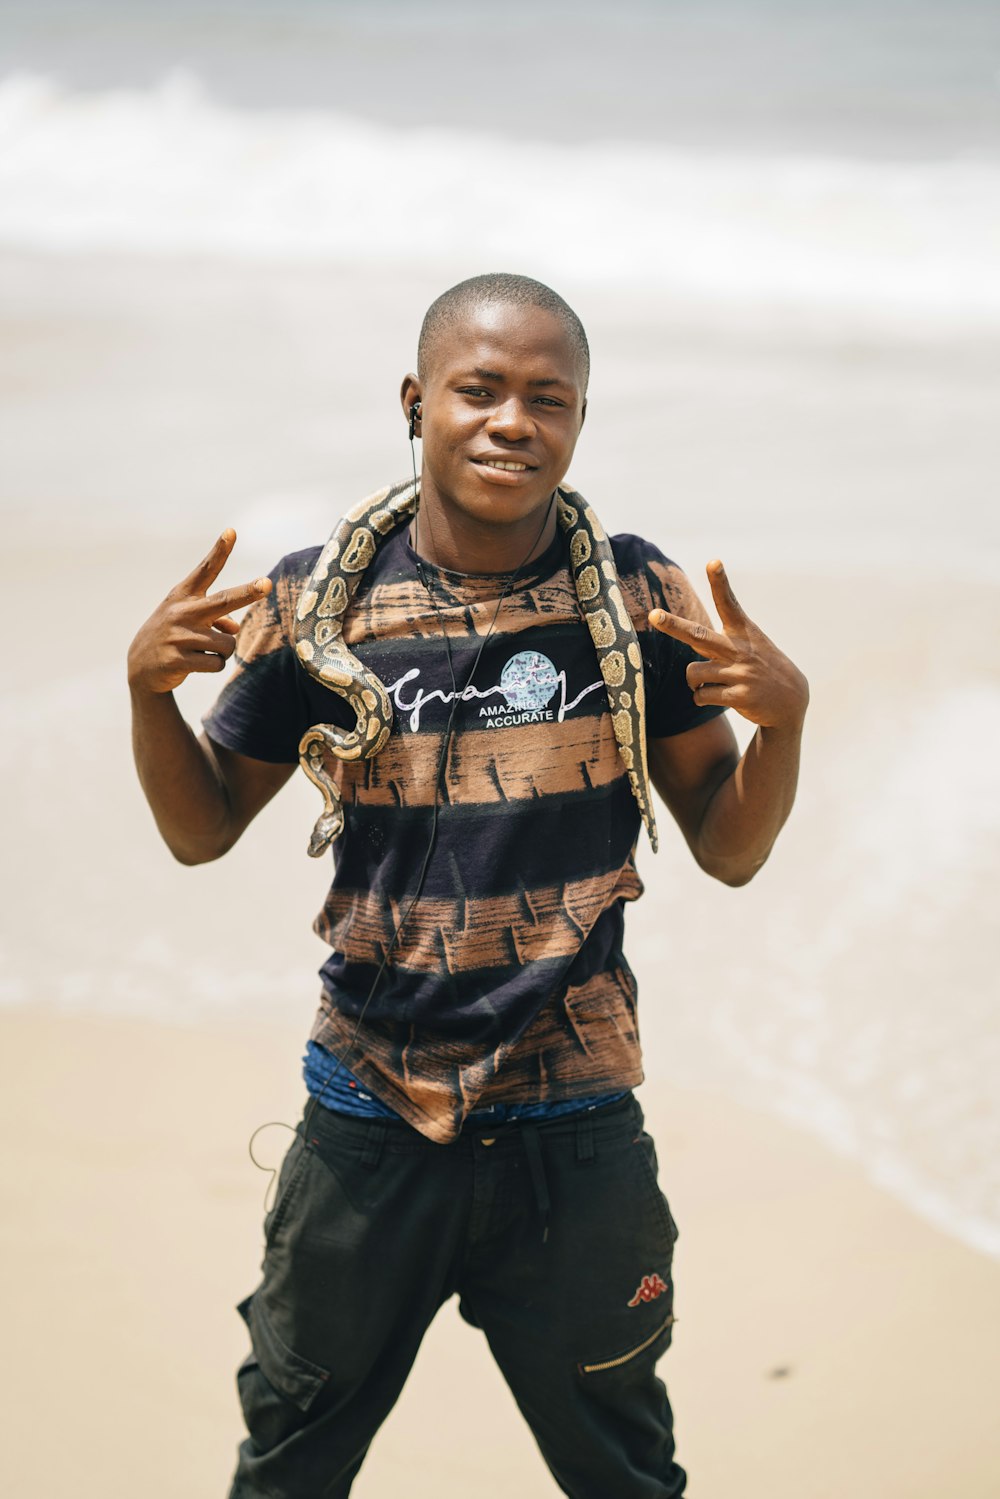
[303,1040,627,1126]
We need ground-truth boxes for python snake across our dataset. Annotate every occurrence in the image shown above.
[293,478,658,857]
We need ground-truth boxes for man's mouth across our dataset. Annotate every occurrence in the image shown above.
[473,458,536,473]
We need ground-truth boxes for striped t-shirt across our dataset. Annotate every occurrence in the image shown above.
[204,511,722,1142]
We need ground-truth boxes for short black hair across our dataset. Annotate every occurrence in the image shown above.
[417,272,590,389]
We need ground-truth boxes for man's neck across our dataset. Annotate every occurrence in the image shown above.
[411,492,558,575]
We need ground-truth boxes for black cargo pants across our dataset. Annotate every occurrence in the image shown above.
[229,1094,685,1498]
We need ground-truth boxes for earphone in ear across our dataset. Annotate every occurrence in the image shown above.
[408,401,422,441]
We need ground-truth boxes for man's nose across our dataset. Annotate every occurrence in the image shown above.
[487,397,536,441]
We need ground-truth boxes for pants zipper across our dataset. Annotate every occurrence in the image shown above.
[578,1314,675,1375]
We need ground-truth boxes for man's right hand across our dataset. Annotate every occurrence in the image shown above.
[127,529,272,696]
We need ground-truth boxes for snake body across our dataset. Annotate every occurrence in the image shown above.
[294,478,659,857]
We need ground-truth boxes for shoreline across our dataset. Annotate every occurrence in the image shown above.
[3,1006,999,1498]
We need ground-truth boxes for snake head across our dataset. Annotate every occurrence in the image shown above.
[306,808,345,859]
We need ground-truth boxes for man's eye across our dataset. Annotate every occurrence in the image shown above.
[459,387,491,398]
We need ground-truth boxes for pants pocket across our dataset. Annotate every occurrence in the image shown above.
[631,1128,680,1244]
[577,1310,676,1378]
[263,1132,310,1248]
[238,1293,331,1414]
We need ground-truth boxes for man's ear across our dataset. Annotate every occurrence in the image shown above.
[579,397,587,430]
[400,373,421,428]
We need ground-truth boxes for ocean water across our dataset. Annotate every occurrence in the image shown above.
[2,1,999,341]
[2,0,1000,332]
[1,69,999,338]
[2,0,999,159]
[1,2,998,1259]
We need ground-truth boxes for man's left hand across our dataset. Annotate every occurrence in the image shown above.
[649,561,809,732]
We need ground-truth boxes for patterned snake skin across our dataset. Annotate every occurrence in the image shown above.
[294,478,659,857]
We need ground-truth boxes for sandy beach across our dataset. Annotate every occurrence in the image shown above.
[2,1006,998,1499]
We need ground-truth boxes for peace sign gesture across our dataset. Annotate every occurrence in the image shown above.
[127,529,272,696]
[650,561,808,731]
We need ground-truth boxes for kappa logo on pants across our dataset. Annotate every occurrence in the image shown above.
[627,1272,669,1308]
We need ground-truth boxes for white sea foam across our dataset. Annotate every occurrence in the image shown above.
[690,684,1000,1259]
[707,1012,1000,1260]
[2,71,999,334]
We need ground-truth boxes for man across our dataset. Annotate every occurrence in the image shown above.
[128,273,808,1498]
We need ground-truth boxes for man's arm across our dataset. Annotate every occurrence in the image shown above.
[128,529,294,865]
[647,560,808,887]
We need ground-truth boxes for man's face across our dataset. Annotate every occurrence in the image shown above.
[407,302,587,534]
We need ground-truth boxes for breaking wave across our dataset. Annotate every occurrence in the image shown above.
[2,70,999,333]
